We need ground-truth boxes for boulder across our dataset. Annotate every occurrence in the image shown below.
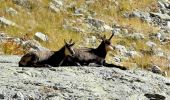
[0,64,169,99]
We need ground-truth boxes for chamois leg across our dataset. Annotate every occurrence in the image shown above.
[32,63,53,68]
[61,56,82,66]
[103,61,127,70]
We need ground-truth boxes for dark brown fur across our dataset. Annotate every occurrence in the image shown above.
[62,35,127,70]
[19,40,75,67]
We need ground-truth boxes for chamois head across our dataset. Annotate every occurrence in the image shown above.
[64,39,75,56]
[101,33,114,52]
[19,52,38,67]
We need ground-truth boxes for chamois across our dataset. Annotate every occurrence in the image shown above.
[19,39,75,67]
[62,34,127,70]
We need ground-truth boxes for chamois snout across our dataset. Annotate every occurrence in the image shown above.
[105,44,113,51]
[64,39,75,56]
[105,33,114,52]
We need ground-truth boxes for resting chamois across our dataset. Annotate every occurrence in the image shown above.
[19,39,75,67]
[62,34,127,70]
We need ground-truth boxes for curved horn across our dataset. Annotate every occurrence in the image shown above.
[109,34,114,40]
[109,30,115,40]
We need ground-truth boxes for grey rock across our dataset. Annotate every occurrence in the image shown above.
[153,48,166,57]
[0,17,18,27]
[124,10,152,22]
[114,45,128,55]
[85,17,112,32]
[166,21,170,30]
[103,24,113,31]
[112,28,122,36]
[0,32,8,41]
[21,39,49,52]
[74,8,86,15]
[113,56,121,63]
[158,1,166,9]
[34,32,49,42]
[85,0,95,5]
[49,0,63,13]
[155,32,162,40]
[12,0,31,9]
[150,12,170,21]
[128,33,145,40]
[0,64,169,99]
[5,7,18,16]
[125,51,141,58]
[71,27,85,33]
[149,31,170,42]
[85,36,97,46]
[146,41,157,48]
[86,17,104,28]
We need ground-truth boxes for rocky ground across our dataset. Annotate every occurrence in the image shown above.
[0,55,169,100]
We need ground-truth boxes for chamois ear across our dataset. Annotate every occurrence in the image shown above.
[70,42,75,46]
[101,35,106,40]
[69,39,73,43]
[64,39,68,45]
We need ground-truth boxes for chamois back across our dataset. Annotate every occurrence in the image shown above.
[19,39,75,67]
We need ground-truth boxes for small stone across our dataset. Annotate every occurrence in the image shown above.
[155,32,162,40]
[86,17,104,28]
[166,21,170,29]
[5,7,18,16]
[114,45,127,55]
[113,56,121,63]
[103,24,113,31]
[153,48,165,57]
[34,32,48,42]
[126,51,141,58]
[0,17,18,27]
[129,33,145,40]
[49,0,63,13]
[146,41,157,48]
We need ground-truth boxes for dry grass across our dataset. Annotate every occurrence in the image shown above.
[2,40,25,55]
[0,0,158,50]
[128,55,152,69]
